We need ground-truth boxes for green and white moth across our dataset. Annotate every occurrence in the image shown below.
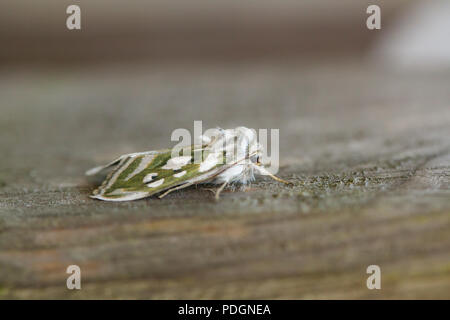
[86,127,290,201]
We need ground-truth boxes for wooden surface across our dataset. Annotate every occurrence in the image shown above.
[0,62,449,299]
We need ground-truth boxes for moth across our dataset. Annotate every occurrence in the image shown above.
[86,126,290,201]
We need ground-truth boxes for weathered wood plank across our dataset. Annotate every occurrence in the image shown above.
[0,64,449,299]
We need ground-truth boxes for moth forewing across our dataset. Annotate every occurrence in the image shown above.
[88,146,228,201]
[85,149,171,176]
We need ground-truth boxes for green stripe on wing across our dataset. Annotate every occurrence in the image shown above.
[90,147,226,201]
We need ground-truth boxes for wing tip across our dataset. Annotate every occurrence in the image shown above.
[89,191,150,202]
[85,166,104,176]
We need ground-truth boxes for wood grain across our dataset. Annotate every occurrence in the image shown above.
[0,63,449,299]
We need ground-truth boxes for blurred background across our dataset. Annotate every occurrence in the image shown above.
[1,0,449,299]
[1,0,450,69]
[0,0,430,66]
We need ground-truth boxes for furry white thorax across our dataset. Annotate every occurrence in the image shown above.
[200,127,265,185]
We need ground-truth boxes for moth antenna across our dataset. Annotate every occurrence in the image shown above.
[253,164,292,185]
[267,174,292,185]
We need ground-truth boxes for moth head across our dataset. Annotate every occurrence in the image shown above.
[205,126,262,163]
[232,126,264,162]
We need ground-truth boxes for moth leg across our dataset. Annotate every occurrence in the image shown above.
[214,181,228,200]
[158,182,195,199]
[203,187,217,194]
